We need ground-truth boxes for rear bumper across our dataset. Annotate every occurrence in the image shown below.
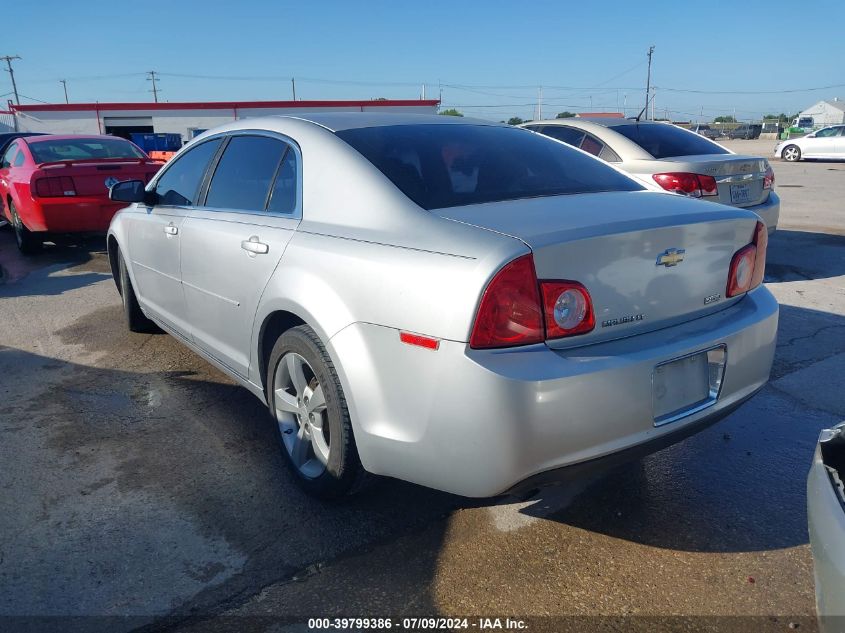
[807,424,845,629]
[330,286,778,497]
[21,197,121,233]
[746,192,780,233]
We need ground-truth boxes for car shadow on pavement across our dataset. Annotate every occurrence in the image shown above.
[0,342,458,628]
[765,229,845,282]
[519,302,844,554]
[0,230,111,294]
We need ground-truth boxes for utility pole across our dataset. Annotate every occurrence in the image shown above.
[421,83,425,100]
[644,45,655,121]
[146,70,160,103]
[537,86,542,120]
[2,55,22,105]
[291,77,296,101]
[60,79,69,104]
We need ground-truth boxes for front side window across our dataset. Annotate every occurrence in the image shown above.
[336,124,642,211]
[1,142,19,168]
[155,138,222,206]
[205,135,288,212]
[612,123,730,159]
[815,127,838,138]
[13,150,25,167]
[27,137,145,164]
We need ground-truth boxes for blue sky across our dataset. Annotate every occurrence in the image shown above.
[3,0,843,122]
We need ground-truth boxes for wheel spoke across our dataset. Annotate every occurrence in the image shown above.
[311,430,330,466]
[274,388,299,414]
[286,354,307,396]
[306,384,326,414]
[290,425,310,467]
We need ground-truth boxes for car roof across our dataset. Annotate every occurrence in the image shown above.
[267,112,506,132]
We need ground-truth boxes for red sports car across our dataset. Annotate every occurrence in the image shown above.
[0,134,161,253]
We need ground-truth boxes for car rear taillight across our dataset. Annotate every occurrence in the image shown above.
[763,165,775,190]
[726,221,768,297]
[470,254,595,349]
[470,255,544,349]
[34,177,76,197]
[653,172,718,198]
[540,281,595,339]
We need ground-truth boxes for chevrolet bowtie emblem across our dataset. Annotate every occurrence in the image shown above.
[656,248,685,267]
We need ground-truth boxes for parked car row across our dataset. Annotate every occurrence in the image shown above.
[520,118,780,232]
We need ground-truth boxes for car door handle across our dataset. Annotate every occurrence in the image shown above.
[164,223,178,236]
[241,236,269,256]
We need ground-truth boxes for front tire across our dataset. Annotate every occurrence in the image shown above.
[266,325,367,498]
[9,201,41,254]
[782,145,801,162]
[118,251,157,333]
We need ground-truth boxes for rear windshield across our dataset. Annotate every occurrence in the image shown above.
[335,124,642,210]
[611,123,729,159]
[28,138,145,164]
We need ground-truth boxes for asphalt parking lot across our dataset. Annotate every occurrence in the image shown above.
[1,139,843,632]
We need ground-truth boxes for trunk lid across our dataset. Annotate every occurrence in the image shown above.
[651,154,771,208]
[435,191,760,348]
[34,158,161,197]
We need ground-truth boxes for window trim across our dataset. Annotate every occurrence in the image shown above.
[195,130,303,219]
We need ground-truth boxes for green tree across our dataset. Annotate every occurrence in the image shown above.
[556,111,576,118]
[507,116,525,125]
[714,115,737,123]
[439,108,464,117]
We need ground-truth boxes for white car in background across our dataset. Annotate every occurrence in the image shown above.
[775,125,845,162]
[522,118,780,233]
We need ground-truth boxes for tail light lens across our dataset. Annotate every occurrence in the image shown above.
[540,281,595,339]
[470,255,544,349]
[726,221,768,297]
[34,177,76,197]
[470,254,595,349]
[763,165,775,190]
[653,172,718,198]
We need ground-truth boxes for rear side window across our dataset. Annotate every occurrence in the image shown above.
[205,136,288,212]
[537,125,586,148]
[336,124,641,210]
[267,148,298,214]
[155,138,222,206]
[612,123,729,159]
[27,138,145,163]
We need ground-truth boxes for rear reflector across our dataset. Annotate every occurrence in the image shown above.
[399,331,440,350]
[34,176,76,197]
[653,172,718,198]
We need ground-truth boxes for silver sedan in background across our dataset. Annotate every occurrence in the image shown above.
[107,113,778,499]
[522,118,780,232]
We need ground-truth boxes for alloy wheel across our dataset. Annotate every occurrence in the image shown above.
[273,352,330,478]
[783,146,800,162]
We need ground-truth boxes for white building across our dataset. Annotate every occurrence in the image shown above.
[7,98,440,142]
[794,99,845,129]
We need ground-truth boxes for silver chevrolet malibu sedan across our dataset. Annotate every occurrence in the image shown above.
[107,113,778,498]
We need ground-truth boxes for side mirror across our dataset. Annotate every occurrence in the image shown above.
[109,180,148,203]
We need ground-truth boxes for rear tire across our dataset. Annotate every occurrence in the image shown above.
[266,324,368,499]
[9,201,41,255]
[782,145,801,162]
[118,251,157,333]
